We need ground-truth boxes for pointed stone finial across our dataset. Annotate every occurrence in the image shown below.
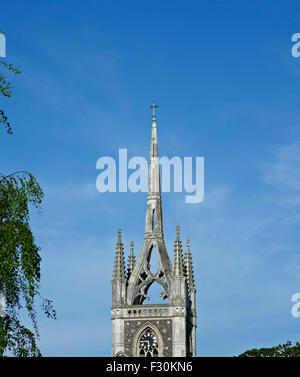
[185,238,195,290]
[117,228,122,244]
[127,241,136,279]
[113,228,126,279]
[186,238,190,252]
[173,225,184,277]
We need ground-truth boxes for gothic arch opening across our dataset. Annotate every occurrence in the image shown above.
[133,323,164,357]
[139,328,158,357]
[126,240,172,306]
[144,280,168,304]
[152,209,155,230]
[148,246,160,275]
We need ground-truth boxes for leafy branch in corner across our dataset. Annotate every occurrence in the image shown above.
[0,33,56,356]
[0,31,21,135]
[0,172,56,356]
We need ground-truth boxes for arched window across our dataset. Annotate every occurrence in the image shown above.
[138,328,159,357]
[152,209,155,230]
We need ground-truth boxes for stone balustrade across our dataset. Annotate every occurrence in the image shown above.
[126,305,170,318]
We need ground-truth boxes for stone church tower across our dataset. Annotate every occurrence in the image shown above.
[111,104,196,357]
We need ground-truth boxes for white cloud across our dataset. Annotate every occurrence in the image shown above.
[260,142,300,205]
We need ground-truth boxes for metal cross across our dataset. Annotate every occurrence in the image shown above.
[149,102,159,117]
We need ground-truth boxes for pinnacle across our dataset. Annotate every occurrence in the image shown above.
[117,228,122,244]
[185,238,195,290]
[127,240,136,279]
[113,228,126,279]
[173,225,184,277]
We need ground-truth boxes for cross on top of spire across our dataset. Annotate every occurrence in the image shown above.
[149,101,159,118]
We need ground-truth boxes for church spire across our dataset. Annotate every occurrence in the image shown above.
[127,241,136,279]
[184,238,195,290]
[145,102,164,239]
[173,225,184,276]
[126,103,173,306]
[113,228,126,279]
[111,105,197,357]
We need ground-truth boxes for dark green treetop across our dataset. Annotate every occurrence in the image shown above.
[238,341,300,357]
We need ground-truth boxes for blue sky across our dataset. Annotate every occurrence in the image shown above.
[1,0,300,356]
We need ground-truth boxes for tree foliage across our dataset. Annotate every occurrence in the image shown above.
[238,341,300,357]
[0,31,56,356]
